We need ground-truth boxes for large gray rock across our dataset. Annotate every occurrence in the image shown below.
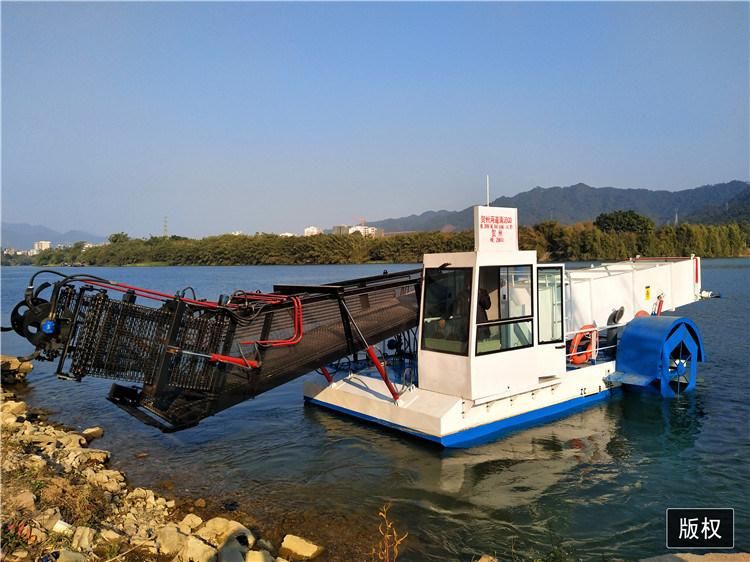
[221,533,258,562]
[179,513,203,534]
[195,517,255,550]
[175,535,218,562]
[220,544,246,562]
[127,487,150,500]
[78,448,110,464]
[157,524,188,556]
[59,448,109,469]
[0,356,33,375]
[1,412,20,427]
[82,426,104,442]
[278,535,324,560]
[58,434,87,449]
[2,400,27,416]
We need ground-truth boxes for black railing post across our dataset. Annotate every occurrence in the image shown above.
[142,299,186,403]
[337,295,356,358]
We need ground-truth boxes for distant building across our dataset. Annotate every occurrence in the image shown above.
[279,232,295,238]
[332,225,349,236]
[304,226,322,237]
[349,225,384,238]
[230,230,244,236]
[27,240,52,256]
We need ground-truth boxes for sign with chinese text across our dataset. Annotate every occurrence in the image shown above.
[666,508,734,549]
[474,206,518,252]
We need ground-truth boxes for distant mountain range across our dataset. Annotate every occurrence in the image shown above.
[2,181,748,247]
[1,222,105,250]
[370,180,750,232]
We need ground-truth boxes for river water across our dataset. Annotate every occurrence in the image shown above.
[2,260,748,560]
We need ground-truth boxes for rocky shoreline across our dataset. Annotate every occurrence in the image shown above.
[1,390,325,562]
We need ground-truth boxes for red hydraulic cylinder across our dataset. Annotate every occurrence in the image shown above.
[210,354,260,369]
[168,347,259,369]
[320,366,333,383]
[365,346,400,402]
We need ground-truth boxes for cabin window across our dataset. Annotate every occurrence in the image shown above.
[421,267,472,356]
[476,265,533,355]
[537,267,564,344]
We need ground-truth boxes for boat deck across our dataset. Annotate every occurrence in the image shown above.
[304,375,462,440]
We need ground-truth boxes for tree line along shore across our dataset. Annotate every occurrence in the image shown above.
[5,211,748,267]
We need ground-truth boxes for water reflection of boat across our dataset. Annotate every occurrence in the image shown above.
[432,408,617,508]
[309,399,619,509]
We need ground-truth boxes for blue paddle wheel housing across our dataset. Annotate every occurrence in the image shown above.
[613,316,705,397]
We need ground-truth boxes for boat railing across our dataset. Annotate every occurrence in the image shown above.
[564,322,628,362]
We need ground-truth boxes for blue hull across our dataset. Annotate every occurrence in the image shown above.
[305,386,619,448]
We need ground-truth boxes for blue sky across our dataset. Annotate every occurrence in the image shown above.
[2,2,748,237]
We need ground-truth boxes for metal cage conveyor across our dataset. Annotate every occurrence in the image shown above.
[7,269,422,430]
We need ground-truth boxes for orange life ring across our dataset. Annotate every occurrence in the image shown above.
[635,310,649,317]
[569,324,598,365]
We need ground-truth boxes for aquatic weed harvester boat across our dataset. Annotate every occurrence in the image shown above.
[6,207,712,446]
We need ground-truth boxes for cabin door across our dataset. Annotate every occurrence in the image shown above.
[537,266,565,346]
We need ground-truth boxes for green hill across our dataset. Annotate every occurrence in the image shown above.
[369,180,749,232]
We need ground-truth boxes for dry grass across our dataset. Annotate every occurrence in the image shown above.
[40,476,111,528]
[1,433,111,559]
[370,503,408,562]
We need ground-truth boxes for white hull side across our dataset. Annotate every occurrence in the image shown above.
[303,361,619,447]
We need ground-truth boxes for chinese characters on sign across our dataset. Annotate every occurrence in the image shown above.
[667,508,734,549]
[473,206,519,252]
[678,517,722,540]
[479,214,514,244]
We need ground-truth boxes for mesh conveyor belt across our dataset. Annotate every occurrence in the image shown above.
[20,268,421,430]
[142,282,419,427]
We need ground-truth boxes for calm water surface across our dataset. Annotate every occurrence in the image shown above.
[2,261,748,560]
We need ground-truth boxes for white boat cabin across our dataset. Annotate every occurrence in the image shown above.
[419,206,566,404]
